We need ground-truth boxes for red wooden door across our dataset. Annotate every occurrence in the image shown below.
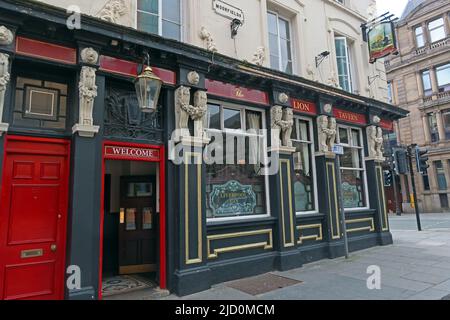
[0,136,70,300]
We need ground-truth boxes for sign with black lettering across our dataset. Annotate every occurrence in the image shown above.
[212,0,244,23]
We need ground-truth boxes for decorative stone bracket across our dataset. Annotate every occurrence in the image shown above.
[73,47,100,138]
[366,125,385,161]
[174,85,210,146]
[316,115,337,156]
[270,106,296,154]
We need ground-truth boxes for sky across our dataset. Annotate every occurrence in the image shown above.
[377,0,409,18]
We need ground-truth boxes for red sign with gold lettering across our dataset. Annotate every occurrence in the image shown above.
[379,119,394,131]
[333,108,367,125]
[205,79,270,106]
[290,98,317,115]
[104,146,160,161]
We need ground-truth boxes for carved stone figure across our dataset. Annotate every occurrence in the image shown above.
[281,108,294,147]
[175,86,192,137]
[187,71,200,85]
[317,115,329,152]
[327,117,337,151]
[78,66,98,126]
[323,103,333,114]
[80,47,99,65]
[193,91,208,138]
[0,26,13,45]
[0,53,10,133]
[306,64,316,81]
[251,46,265,66]
[367,126,377,158]
[376,126,384,158]
[317,116,337,152]
[97,0,127,23]
[372,115,381,125]
[327,71,340,88]
[199,27,218,52]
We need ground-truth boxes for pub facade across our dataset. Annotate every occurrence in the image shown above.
[0,0,407,300]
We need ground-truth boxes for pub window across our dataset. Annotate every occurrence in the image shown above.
[13,77,68,130]
[428,17,446,43]
[337,125,368,209]
[291,117,317,213]
[205,102,269,221]
[267,11,293,74]
[436,63,450,93]
[421,70,433,97]
[137,0,182,41]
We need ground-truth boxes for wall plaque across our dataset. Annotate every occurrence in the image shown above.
[212,0,244,23]
[210,180,256,216]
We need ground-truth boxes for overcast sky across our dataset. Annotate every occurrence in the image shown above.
[377,0,409,18]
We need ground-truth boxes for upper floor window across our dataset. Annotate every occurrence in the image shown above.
[137,0,181,41]
[435,160,448,191]
[427,112,439,142]
[421,70,433,96]
[415,26,425,47]
[387,81,393,104]
[428,17,446,43]
[443,109,450,140]
[267,11,293,74]
[291,117,317,213]
[335,37,353,93]
[436,63,450,92]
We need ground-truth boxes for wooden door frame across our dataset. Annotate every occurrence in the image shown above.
[0,134,71,300]
[99,140,166,300]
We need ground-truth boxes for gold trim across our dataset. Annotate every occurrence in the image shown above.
[326,162,341,239]
[377,166,389,231]
[297,224,323,244]
[279,159,295,248]
[346,218,375,233]
[207,229,273,259]
[185,152,203,265]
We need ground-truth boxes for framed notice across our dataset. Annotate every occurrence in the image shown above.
[368,21,398,63]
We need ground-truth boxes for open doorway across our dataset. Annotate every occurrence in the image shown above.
[102,160,159,297]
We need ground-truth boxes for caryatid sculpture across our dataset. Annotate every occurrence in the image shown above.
[192,90,208,138]
[78,48,99,126]
[271,106,294,148]
[317,115,337,152]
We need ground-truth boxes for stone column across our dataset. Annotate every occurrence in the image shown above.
[435,110,445,141]
[430,68,439,95]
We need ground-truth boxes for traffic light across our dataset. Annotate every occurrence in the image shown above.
[393,148,408,174]
[384,170,393,186]
[415,147,429,174]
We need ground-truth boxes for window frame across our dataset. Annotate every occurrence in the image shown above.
[292,116,319,215]
[336,124,369,211]
[334,36,353,93]
[421,69,433,97]
[436,63,450,92]
[205,99,271,223]
[136,0,183,41]
[427,17,446,43]
[414,25,425,48]
[267,10,294,74]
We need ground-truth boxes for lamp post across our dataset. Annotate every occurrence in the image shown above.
[134,55,163,113]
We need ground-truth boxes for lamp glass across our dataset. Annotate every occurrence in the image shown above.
[135,66,163,113]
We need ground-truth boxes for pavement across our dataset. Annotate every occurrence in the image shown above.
[110,213,450,300]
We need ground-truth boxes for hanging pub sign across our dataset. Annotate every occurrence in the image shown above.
[368,21,398,63]
[210,180,257,216]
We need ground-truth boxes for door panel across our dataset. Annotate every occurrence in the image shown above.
[0,136,70,300]
[118,175,157,274]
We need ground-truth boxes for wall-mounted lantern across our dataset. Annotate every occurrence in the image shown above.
[135,53,162,113]
[231,18,242,39]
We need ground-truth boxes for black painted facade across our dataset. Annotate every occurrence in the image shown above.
[0,0,408,300]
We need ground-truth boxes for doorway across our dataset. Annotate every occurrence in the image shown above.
[0,136,70,300]
[99,142,165,299]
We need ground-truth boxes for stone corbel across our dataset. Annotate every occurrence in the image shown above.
[72,47,100,138]
[366,125,385,162]
[316,115,337,158]
[0,25,14,136]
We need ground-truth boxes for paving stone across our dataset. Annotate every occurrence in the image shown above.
[407,288,449,300]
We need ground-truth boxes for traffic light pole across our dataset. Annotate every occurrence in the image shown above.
[407,145,422,231]
[392,168,402,216]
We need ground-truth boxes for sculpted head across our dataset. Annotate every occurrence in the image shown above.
[0,26,13,46]
[177,86,191,105]
[283,108,293,122]
[328,117,337,130]
[318,115,329,129]
[81,47,99,64]
[187,71,200,85]
[194,90,207,109]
